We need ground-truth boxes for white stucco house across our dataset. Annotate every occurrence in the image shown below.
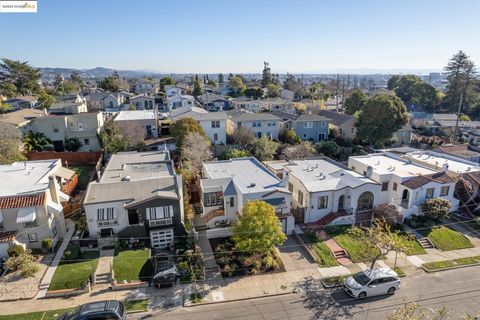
[229,110,282,139]
[129,94,155,110]
[166,94,195,112]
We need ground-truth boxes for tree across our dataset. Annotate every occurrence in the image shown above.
[421,198,452,221]
[181,132,212,179]
[388,75,441,112]
[356,94,408,145]
[160,76,175,92]
[228,76,246,97]
[315,141,340,158]
[64,137,82,152]
[266,83,281,98]
[279,142,315,160]
[0,58,41,97]
[459,114,471,121]
[387,302,449,320]
[218,73,224,84]
[443,51,478,114]
[69,71,84,89]
[23,131,52,152]
[0,123,25,164]
[98,76,128,92]
[251,137,280,161]
[344,89,367,115]
[261,61,273,87]
[221,147,250,160]
[192,75,203,97]
[208,79,217,87]
[244,87,263,99]
[170,117,208,151]
[5,249,39,278]
[0,102,13,114]
[454,177,473,204]
[37,91,56,110]
[232,200,286,254]
[279,129,300,144]
[373,204,401,225]
[387,75,401,91]
[283,73,301,95]
[232,127,255,149]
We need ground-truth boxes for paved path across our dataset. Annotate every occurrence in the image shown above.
[35,219,75,299]
[95,248,114,284]
[197,230,221,279]
[324,238,352,265]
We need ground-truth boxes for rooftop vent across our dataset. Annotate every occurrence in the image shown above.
[248,182,256,188]
[121,176,131,181]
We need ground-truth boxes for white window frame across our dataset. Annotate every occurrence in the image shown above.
[28,233,39,243]
[440,186,450,196]
[318,196,328,209]
[304,122,313,129]
[147,206,173,220]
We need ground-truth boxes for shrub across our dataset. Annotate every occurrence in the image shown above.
[63,244,80,260]
[20,263,40,277]
[421,198,452,221]
[5,250,39,277]
[263,254,277,269]
[42,237,53,252]
[7,244,25,257]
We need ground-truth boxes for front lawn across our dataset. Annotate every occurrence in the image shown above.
[418,227,473,251]
[49,245,99,290]
[70,165,95,190]
[423,256,480,271]
[125,299,149,313]
[403,235,426,255]
[113,248,152,282]
[0,308,73,320]
[333,233,381,263]
[312,242,338,267]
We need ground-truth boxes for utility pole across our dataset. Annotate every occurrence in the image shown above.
[335,74,340,112]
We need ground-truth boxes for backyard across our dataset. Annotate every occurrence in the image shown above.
[49,245,99,290]
[113,248,152,282]
[418,226,474,251]
[69,165,95,190]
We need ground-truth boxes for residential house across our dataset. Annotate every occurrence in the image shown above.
[3,96,38,110]
[230,110,282,139]
[199,157,293,238]
[0,160,72,256]
[170,107,229,145]
[83,151,184,249]
[134,79,157,96]
[29,102,104,151]
[230,98,266,113]
[265,98,297,115]
[280,89,294,101]
[319,110,357,139]
[0,108,47,134]
[114,110,159,140]
[283,158,381,225]
[291,114,329,142]
[166,94,195,112]
[434,144,480,163]
[411,113,480,136]
[84,92,124,110]
[197,93,231,111]
[393,124,413,146]
[165,85,188,97]
[129,94,155,110]
[348,153,458,219]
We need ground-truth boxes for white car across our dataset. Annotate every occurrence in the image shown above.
[343,268,400,299]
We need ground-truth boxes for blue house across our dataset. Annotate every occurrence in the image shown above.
[291,114,330,142]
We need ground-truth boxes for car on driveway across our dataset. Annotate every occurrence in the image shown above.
[57,300,126,320]
[343,268,400,299]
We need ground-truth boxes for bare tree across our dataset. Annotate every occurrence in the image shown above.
[181,132,212,179]
[232,127,255,149]
[279,142,315,160]
[373,204,402,225]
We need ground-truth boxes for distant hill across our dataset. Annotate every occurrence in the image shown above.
[39,67,167,79]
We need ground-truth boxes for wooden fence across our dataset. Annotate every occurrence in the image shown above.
[27,151,102,165]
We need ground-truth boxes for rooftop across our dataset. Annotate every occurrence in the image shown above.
[403,151,480,174]
[350,154,436,178]
[285,158,377,193]
[402,172,454,189]
[318,110,355,126]
[230,110,281,122]
[296,114,330,122]
[0,108,46,126]
[434,145,480,159]
[114,110,155,121]
[202,157,286,194]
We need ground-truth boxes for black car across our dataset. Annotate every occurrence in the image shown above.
[57,300,126,320]
[151,249,179,288]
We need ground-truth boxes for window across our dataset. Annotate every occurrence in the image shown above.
[28,233,38,243]
[213,133,218,141]
[393,182,398,191]
[84,138,90,145]
[229,197,234,208]
[24,218,38,228]
[298,191,304,206]
[321,121,326,127]
[352,127,355,133]
[381,182,389,191]
[426,188,435,199]
[204,192,222,207]
[351,166,356,172]
[97,207,115,221]
[303,133,307,138]
[257,132,262,138]
[339,128,343,134]
[77,122,84,131]
[440,186,449,196]
[318,196,328,209]
[303,122,313,128]
[53,125,59,133]
[288,182,293,192]
[147,206,173,220]
[52,225,58,238]
[211,121,220,128]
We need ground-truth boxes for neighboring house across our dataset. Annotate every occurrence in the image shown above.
[0,160,72,256]
[166,95,195,112]
[265,98,297,115]
[230,98,266,113]
[230,110,282,139]
[197,93,231,111]
[165,85,188,97]
[280,89,294,101]
[348,153,459,219]
[85,92,124,110]
[3,96,38,110]
[393,124,413,147]
[0,108,47,134]
[410,113,457,129]
[83,151,184,249]
[283,158,381,225]
[53,94,87,105]
[114,110,159,140]
[291,114,329,142]
[29,104,104,151]
[199,157,293,238]
[318,110,357,139]
[170,107,229,145]
[434,144,480,163]
[411,113,480,136]
[402,151,480,178]
[134,79,157,96]
[129,95,155,110]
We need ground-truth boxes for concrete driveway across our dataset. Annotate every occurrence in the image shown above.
[278,236,317,272]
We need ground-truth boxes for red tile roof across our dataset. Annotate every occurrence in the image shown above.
[0,193,46,209]
[0,231,16,242]
[402,172,454,190]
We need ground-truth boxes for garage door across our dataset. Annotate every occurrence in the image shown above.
[150,228,174,249]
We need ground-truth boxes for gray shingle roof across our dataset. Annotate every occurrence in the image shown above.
[318,110,355,126]
[230,111,281,122]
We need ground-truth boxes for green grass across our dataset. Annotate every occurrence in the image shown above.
[393,266,406,277]
[333,233,381,263]
[70,165,95,190]
[0,308,73,320]
[418,227,474,251]
[423,256,480,271]
[125,299,149,313]
[49,249,99,290]
[403,236,426,255]
[312,242,338,267]
[113,248,152,282]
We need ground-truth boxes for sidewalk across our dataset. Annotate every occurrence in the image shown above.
[35,219,76,299]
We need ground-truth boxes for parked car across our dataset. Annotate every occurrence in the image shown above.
[151,249,179,288]
[56,300,126,320]
[343,268,400,299]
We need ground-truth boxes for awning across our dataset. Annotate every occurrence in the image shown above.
[55,167,75,180]
[16,207,36,223]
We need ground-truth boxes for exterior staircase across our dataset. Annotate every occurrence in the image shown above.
[418,237,434,249]
[304,210,351,232]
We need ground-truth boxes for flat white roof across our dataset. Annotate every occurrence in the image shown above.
[203,157,285,194]
[0,160,59,196]
[403,151,480,174]
[350,154,436,178]
[114,110,155,121]
[286,159,377,192]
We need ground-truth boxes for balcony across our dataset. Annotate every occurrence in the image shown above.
[149,217,173,227]
[98,219,118,227]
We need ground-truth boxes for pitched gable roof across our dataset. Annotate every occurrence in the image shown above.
[318,110,355,126]
[0,193,45,209]
[401,172,454,189]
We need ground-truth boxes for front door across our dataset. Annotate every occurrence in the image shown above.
[128,209,139,225]
[338,195,345,211]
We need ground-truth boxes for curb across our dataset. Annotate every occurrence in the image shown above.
[184,291,294,308]
[422,261,480,273]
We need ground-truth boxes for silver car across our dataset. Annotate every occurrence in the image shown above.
[343,268,400,299]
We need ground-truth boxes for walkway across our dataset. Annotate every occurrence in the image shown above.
[35,219,75,299]
[197,230,221,280]
[94,248,114,285]
[323,238,352,265]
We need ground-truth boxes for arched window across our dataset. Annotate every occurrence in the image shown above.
[357,191,374,212]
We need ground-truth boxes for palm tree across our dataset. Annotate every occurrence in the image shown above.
[23,131,52,152]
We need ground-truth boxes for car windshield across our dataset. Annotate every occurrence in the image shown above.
[353,271,371,286]
[63,307,81,320]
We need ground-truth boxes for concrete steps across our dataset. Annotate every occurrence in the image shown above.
[418,237,434,249]
[95,272,111,284]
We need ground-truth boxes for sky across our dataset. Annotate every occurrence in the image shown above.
[0,0,479,73]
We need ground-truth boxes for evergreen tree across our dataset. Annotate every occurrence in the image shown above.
[192,75,203,97]
[218,73,224,84]
[261,61,273,87]
[0,58,41,97]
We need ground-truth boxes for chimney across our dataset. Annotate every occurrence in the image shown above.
[48,176,61,204]
[442,163,449,172]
